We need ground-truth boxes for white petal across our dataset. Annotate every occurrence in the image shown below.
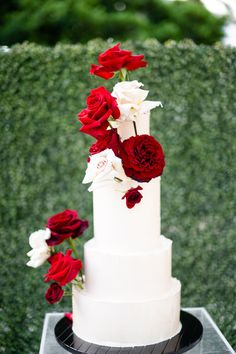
[26,258,45,268]
[83,150,116,185]
[82,161,98,184]
[140,101,163,113]
[125,89,148,103]
[112,81,161,124]
[84,149,124,191]
[27,249,34,257]
[82,171,93,184]
[44,228,51,240]
[29,229,49,248]
[26,247,50,268]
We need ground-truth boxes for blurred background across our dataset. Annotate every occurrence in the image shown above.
[1,0,236,46]
[0,1,236,354]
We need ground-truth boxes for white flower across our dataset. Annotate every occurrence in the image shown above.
[26,228,51,268]
[82,149,131,192]
[112,80,162,123]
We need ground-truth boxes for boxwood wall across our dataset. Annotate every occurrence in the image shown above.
[0,40,236,353]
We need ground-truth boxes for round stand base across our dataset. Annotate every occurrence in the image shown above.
[55,310,203,354]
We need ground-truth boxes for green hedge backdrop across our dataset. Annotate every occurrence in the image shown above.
[0,40,236,353]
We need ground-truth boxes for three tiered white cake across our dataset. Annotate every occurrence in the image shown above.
[25,43,182,348]
[72,115,181,347]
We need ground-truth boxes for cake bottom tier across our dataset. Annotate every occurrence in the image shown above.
[72,278,181,347]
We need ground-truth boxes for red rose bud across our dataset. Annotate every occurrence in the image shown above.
[45,282,64,304]
[78,86,120,138]
[64,312,73,321]
[44,250,83,286]
[90,43,147,80]
[120,135,165,183]
[46,209,88,246]
[89,129,121,157]
[122,186,143,209]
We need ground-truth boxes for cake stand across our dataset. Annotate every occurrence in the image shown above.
[54,310,203,354]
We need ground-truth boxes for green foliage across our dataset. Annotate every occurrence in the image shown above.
[0,0,227,46]
[0,40,236,353]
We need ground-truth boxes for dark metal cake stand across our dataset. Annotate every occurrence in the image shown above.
[54,310,203,354]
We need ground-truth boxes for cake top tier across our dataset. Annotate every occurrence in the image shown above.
[79,43,165,210]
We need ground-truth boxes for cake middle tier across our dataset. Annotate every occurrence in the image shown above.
[84,235,172,301]
[93,177,161,252]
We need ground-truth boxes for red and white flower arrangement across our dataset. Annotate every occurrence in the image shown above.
[26,209,88,304]
[80,43,165,209]
[26,43,165,305]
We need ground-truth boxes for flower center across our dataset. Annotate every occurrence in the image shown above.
[97,158,108,170]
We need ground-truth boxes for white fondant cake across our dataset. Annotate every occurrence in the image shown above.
[72,114,181,346]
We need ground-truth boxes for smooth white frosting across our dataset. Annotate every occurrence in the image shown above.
[93,177,160,252]
[84,235,172,300]
[72,279,181,347]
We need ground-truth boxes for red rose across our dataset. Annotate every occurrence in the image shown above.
[120,135,165,182]
[44,250,82,286]
[46,209,88,246]
[90,65,114,80]
[89,129,121,157]
[78,86,120,138]
[90,43,147,80]
[45,282,64,304]
[124,55,148,71]
[98,43,132,71]
[122,186,143,209]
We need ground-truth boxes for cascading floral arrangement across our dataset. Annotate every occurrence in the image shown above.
[80,43,165,209]
[26,43,165,305]
[26,210,88,304]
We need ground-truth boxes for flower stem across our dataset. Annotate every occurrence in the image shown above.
[76,238,81,246]
[114,177,123,183]
[77,281,84,290]
[73,278,84,290]
[68,238,79,259]
[133,121,138,136]
[68,238,84,283]
[64,292,72,296]
[80,271,84,282]
[119,68,127,81]
[108,121,114,130]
